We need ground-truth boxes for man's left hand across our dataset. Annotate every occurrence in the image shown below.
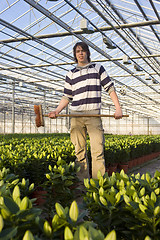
[114,108,123,119]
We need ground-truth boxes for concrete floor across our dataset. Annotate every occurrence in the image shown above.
[128,155,160,177]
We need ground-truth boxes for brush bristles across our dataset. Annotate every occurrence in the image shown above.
[34,105,40,115]
[34,105,44,127]
[35,116,42,127]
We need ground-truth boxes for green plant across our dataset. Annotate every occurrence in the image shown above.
[41,200,117,240]
[0,184,42,240]
[84,170,160,240]
[42,160,80,218]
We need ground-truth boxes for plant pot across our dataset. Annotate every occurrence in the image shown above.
[31,189,47,206]
[132,158,138,167]
[108,164,117,176]
[128,160,134,169]
[118,163,129,173]
[136,157,143,165]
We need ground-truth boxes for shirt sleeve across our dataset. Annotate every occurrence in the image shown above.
[99,65,115,93]
[63,72,73,102]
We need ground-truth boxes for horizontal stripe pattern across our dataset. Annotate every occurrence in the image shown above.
[72,85,101,96]
[72,97,101,107]
[63,63,114,111]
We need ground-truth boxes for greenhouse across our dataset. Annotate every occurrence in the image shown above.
[1,1,160,240]
[0,0,160,135]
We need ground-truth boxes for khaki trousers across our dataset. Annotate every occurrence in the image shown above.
[70,110,105,181]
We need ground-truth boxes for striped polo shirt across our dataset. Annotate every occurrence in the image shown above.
[63,63,114,111]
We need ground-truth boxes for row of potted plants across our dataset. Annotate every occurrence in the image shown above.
[1,166,117,240]
[0,165,155,240]
[84,169,160,240]
[0,134,160,185]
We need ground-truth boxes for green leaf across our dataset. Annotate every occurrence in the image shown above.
[21,178,26,187]
[23,230,35,240]
[146,173,151,183]
[17,208,41,221]
[0,227,17,240]
[55,203,66,218]
[46,174,50,180]
[29,183,34,191]
[154,206,160,216]
[90,179,96,188]
[51,214,59,228]
[151,192,157,203]
[12,185,20,201]
[11,179,19,186]
[115,192,121,203]
[155,188,160,195]
[20,197,29,210]
[84,179,90,189]
[0,215,4,232]
[120,169,125,177]
[93,192,98,203]
[1,209,11,220]
[43,221,52,237]
[123,194,130,205]
[154,170,160,178]
[88,226,104,240]
[139,203,147,213]
[104,230,116,240]
[79,226,88,240]
[99,177,104,187]
[99,196,107,206]
[69,201,79,222]
[97,170,102,179]
[99,187,104,196]
[144,236,152,240]
[15,197,21,207]
[64,226,73,240]
[3,196,19,214]
[139,187,145,197]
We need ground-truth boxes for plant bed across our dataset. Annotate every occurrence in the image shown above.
[31,187,47,207]
[84,170,160,240]
[118,163,129,173]
[128,151,160,170]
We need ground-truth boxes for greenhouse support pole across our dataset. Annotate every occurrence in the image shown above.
[126,110,128,135]
[61,118,63,133]
[132,112,134,135]
[22,107,24,133]
[50,117,51,133]
[4,111,6,134]
[30,109,32,133]
[43,90,46,133]
[65,106,70,131]
[12,82,15,134]
[147,117,150,135]
[109,106,111,133]
[56,118,57,133]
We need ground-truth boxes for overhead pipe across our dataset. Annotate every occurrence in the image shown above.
[2,54,160,70]
[0,18,74,61]
[104,0,160,71]
[12,81,15,134]
[1,19,159,44]
[87,0,160,79]
[24,0,159,94]
[134,0,160,42]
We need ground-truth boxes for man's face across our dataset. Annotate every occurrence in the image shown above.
[75,45,89,66]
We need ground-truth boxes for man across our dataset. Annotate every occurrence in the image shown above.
[48,42,122,181]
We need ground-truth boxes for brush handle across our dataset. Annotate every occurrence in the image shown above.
[43,114,129,118]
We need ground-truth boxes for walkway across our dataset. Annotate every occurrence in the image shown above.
[128,155,160,177]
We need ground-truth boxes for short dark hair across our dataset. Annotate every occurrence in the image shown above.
[73,42,91,63]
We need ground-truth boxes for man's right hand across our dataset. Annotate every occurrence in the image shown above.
[48,111,58,119]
